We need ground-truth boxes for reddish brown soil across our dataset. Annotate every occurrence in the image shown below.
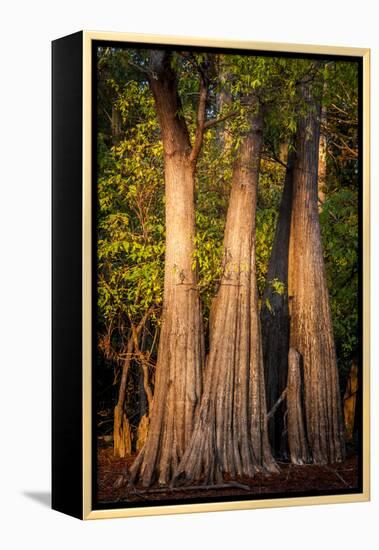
[97,445,359,505]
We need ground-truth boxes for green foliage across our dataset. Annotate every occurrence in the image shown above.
[97,50,165,338]
[96,46,359,395]
[321,187,358,378]
[265,297,273,314]
[256,160,285,294]
[270,278,286,295]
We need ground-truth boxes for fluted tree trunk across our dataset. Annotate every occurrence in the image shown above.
[173,103,277,485]
[130,51,206,487]
[288,78,345,464]
[287,348,310,464]
[260,151,295,457]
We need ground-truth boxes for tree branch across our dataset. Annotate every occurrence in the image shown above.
[267,388,287,420]
[127,59,152,76]
[135,305,155,336]
[203,110,238,130]
[261,150,288,169]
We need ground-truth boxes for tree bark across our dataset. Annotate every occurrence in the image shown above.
[173,103,277,484]
[129,51,204,486]
[288,78,345,464]
[111,105,122,144]
[287,348,310,464]
[132,326,153,451]
[260,151,295,457]
[216,60,232,150]
[113,335,133,457]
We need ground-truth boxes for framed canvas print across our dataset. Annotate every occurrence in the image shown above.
[52,31,370,520]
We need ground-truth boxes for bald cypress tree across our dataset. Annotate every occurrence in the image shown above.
[174,100,277,484]
[130,51,206,486]
[288,76,345,464]
[260,151,295,457]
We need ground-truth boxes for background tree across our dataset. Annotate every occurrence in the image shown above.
[260,60,358,462]
[288,67,346,464]
[96,53,164,455]
[260,152,294,457]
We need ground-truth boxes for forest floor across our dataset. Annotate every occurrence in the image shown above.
[97,444,359,505]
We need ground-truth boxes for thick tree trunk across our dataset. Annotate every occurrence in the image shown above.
[173,104,277,484]
[260,151,295,457]
[130,51,204,487]
[287,348,310,464]
[288,79,345,464]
